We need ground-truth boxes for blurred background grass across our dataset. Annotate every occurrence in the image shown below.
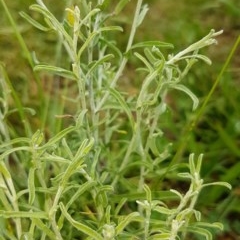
[0,0,239,239]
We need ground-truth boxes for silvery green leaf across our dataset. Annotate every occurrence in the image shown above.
[153,206,176,215]
[30,4,72,46]
[170,189,183,200]
[194,54,212,65]
[137,4,149,27]
[20,11,50,31]
[203,181,232,190]
[148,233,171,239]
[0,210,48,219]
[31,129,44,147]
[0,162,11,182]
[177,172,192,179]
[42,126,76,149]
[34,65,77,80]
[187,226,212,240]
[0,146,31,161]
[99,26,123,33]
[170,84,199,111]
[31,218,56,239]
[60,203,104,240]
[115,212,140,235]
[109,88,135,130]
[194,210,201,221]
[86,54,114,77]
[77,32,98,58]
[131,41,173,50]
[134,52,153,72]
[195,221,224,230]
[28,168,36,204]
[179,54,212,65]
[143,184,152,203]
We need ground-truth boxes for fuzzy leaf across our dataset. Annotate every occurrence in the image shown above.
[148,233,171,239]
[86,54,114,77]
[28,168,36,205]
[78,32,98,59]
[143,184,152,203]
[203,181,232,190]
[170,84,199,110]
[60,203,103,239]
[99,26,123,33]
[20,11,50,31]
[131,41,173,50]
[0,210,48,219]
[0,146,31,161]
[188,226,212,240]
[34,65,77,80]
[32,218,56,239]
[115,212,140,235]
[109,88,135,130]
[153,206,176,215]
[134,52,153,72]
[41,126,76,149]
[30,4,72,45]
[137,4,149,27]
[100,38,123,59]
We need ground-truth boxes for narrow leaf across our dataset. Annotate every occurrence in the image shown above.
[20,11,50,31]
[75,138,94,158]
[78,32,98,59]
[41,126,76,149]
[131,41,173,50]
[137,4,149,27]
[32,218,56,239]
[0,138,30,149]
[188,226,212,240]
[115,212,140,235]
[34,65,77,80]
[99,26,123,33]
[0,210,48,219]
[153,206,176,215]
[0,147,31,161]
[143,184,152,203]
[170,84,199,111]
[66,181,96,209]
[134,52,153,72]
[86,54,114,77]
[108,88,135,130]
[203,182,232,190]
[194,221,224,230]
[60,202,103,239]
[100,38,123,60]
[30,4,72,46]
[28,168,36,205]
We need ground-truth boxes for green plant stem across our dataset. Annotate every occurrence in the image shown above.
[95,0,144,112]
[49,186,64,240]
[88,9,101,142]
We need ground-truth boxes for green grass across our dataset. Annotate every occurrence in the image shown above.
[0,0,239,239]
